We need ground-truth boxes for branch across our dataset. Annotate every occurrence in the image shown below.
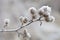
[0,17,42,32]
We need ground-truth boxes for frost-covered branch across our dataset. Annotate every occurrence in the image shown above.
[0,6,55,39]
[0,16,42,32]
[0,6,55,31]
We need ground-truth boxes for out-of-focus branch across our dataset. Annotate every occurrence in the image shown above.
[0,6,55,39]
[0,6,55,32]
[0,17,42,32]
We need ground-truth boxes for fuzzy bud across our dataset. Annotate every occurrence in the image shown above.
[19,16,28,25]
[45,16,55,22]
[4,19,10,27]
[40,6,51,13]
[29,7,37,15]
[38,6,51,16]
[43,13,50,17]
[29,7,37,20]
[31,14,36,20]
[23,29,31,38]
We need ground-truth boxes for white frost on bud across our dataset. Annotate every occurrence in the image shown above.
[29,7,37,20]
[38,6,51,16]
[4,19,10,26]
[19,16,28,25]
[19,16,24,22]
[50,16,55,22]
[23,29,31,38]
[43,13,50,17]
[29,7,37,15]
[40,6,51,13]
[45,16,55,22]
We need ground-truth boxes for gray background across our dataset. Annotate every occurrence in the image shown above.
[0,0,60,40]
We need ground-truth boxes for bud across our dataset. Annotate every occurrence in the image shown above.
[38,6,51,16]
[19,16,28,25]
[38,10,44,16]
[29,7,37,15]
[43,13,50,17]
[31,14,37,20]
[23,29,31,38]
[29,7,37,20]
[4,19,10,27]
[40,6,51,13]
[45,16,55,22]
[19,16,23,22]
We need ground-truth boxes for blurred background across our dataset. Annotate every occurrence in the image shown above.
[0,0,60,40]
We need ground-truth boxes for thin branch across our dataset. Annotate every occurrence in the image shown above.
[0,17,42,32]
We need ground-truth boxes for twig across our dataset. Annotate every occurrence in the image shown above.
[0,17,42,32]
